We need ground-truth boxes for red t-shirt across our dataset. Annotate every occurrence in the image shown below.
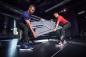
[56,15,68,26]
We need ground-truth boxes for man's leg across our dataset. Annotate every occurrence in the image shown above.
[22,25,29,43]
[60,22,71,44]
[54,29,62,44]
[18,23,29,43]
[55,28,65,48]
[18,23,34,49]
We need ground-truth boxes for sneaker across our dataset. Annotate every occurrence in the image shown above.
[19,44,33,52]
[63,40,67,45]
[28,43,33,49]
[58,41,62,45]
[55,41,64,49]
[21,44,29,49]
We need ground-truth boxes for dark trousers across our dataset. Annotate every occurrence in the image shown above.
[56,22,71,42]
[18,23,30,43]
[60,22,71,41]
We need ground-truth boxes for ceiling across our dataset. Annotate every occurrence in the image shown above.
[0,0,86,17]
[0,0,86,29]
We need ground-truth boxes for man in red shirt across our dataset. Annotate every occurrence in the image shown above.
[53,12,71,45]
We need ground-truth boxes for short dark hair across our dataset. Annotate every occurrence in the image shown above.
[53,11,60,14]
[29,4,35,8]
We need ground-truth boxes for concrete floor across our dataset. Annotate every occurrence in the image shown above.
[0,38,86,57]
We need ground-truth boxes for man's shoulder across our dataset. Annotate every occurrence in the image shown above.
[59,15,63,17]
[59,15,64,19]
[23,11,29,15]
[22,11,30,17]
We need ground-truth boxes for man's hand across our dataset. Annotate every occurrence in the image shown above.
[33,31,37,38]
[25,20,37,38]
[53,28,57,32]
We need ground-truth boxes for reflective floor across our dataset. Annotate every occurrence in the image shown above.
[0,38,86,57]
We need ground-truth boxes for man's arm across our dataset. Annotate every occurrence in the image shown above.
[25,20,36,38]
[53,20,60,31]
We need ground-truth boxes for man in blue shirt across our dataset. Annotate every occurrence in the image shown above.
[18,5,36,48]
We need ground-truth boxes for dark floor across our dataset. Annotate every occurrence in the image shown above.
[0,38,86,57]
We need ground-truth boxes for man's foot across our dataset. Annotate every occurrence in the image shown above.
[55,41,65,49]
[63,40,67,45]
[21,43,29,49]
[20,42,33,49]
[58,41,62,45]
[19,43,33,52]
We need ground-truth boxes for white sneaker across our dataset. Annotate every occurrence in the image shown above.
[56,42,63,47]
[58,42,62,45]
[63,40,67,45]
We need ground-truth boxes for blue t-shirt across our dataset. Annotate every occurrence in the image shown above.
[20,11,31,24]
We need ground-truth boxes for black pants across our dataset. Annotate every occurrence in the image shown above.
[56,22,71,42]
[18,23,31,43]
